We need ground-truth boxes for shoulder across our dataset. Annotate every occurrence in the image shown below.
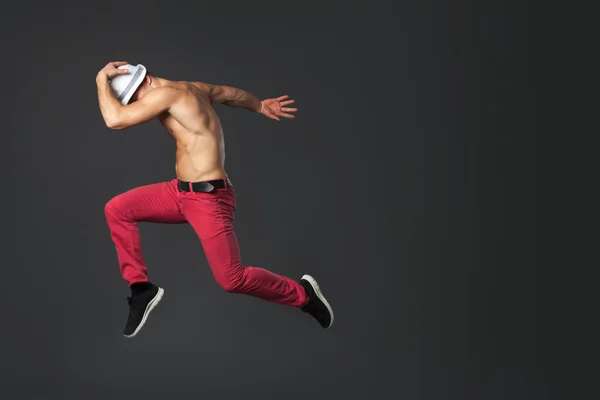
[188,81,213,94]
[152,85,181,97]
[189,81,208,88]
[143,85,182,104]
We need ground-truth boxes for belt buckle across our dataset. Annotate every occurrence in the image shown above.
[203,182,215,193]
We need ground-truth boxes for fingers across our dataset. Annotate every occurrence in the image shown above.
[278,98,297,118]
[112,61,129,66]
[263,110,280,121]
[263,101,295,121]
[107,69,129,78]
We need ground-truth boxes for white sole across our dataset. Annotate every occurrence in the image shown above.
[301,274,334,329]
[124,287,164,338]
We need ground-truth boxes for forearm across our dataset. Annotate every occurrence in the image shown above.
[211,85,262,112]
[96,73,123,125]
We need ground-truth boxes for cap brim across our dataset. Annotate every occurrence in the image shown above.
[120,64,147,105]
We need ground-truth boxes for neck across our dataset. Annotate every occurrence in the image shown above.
[151,76,168,89]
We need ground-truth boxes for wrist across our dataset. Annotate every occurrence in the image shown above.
[258,100,264,113]
[96,72,108,83]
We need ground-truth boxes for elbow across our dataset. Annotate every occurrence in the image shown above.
[106,123,124,130]
[105,117,125,130]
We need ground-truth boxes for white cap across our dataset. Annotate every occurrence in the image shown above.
[109,63,147,105]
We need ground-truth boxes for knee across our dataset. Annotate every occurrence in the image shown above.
[104,195,127,221]
[215,269,245,293]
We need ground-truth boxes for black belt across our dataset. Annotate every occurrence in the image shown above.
[177,177,233,193]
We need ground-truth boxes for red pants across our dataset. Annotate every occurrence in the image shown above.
[104,179,309,308]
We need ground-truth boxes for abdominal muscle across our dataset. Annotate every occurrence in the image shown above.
[173,133,227,182]
[159,93,228,183]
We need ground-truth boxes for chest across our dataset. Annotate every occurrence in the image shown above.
[158,113,180,138]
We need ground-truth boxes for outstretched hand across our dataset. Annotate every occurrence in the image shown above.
[98,61,130,80]
[259,95,297,121]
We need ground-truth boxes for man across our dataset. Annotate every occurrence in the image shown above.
[96,61,333,338]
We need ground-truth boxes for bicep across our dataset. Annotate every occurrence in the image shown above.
[197,82,232,104]
[208,84,227,104]
[117,88,176,128]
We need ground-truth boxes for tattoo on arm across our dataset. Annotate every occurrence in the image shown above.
[207,84,262,112]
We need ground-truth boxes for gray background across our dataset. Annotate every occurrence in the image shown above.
[3,1,542,399]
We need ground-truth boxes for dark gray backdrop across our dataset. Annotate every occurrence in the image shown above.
[3,1,541,399]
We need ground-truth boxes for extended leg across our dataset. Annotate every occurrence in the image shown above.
[179,187,310,308]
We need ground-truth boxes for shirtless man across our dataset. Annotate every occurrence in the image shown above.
[96,61,333,338]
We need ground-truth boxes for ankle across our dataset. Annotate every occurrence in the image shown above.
[130,281,151,295]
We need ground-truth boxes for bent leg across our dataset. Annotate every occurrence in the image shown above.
[180,188,309,308]
[105,179,186,285]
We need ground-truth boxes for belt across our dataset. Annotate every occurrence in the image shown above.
[177,177,233,193]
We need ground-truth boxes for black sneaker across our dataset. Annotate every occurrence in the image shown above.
[300,274,334,329]
[123,283,164,338]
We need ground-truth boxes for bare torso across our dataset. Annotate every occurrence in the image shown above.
[157,81,227,182]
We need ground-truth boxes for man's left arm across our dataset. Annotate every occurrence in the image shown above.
[197,82,297,121]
